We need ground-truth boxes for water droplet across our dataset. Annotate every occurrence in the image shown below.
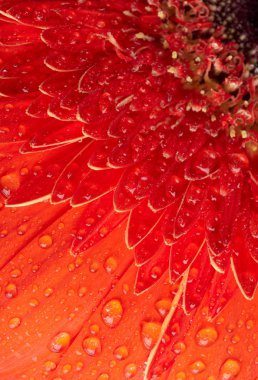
[62,364,72,374]
[173,341,186,354]
[189,360,206,374]
[226,324,235,333]
[231,335,240,344]
[122,283,129,295]
[101,299,123,328]
[141,322,161,350]
[0,229,8,238]
[20,167,29,176]
[245,319,254,330]
[10,268,22,278]
[109,360,116,368]
[104,256,118,274]
[219,359,241,379]
[78,286,87,297]
[29,298,39,307]
[82,336,101,356]
[75,361,84,371]
[195,326,218,347]
[5,283,17,298]
[8,317,21,329]
[67,263,75,272]
[175,372,186,380]
[44,287,54,297]
[124,363,137,378]
[49,332,71,353]
[89,324,100,335]
[113,345,129,360]
[17,223,28,235]
[89,261,100,273]
[38,234,53,249]
[150,265,162,279]
[98,374,109,380]
[0,172,20,191]
[43,360,57,372]
[155,298,172,318]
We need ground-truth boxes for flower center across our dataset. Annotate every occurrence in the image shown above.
[205,0,258,69]
[159,0,258,138]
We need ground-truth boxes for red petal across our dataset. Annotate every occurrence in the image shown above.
[51,140,91,203]
[45,49,92,72]
[206,166,243,256]
[71,168,123,206]
[72,192,128,254]
[135,245,170,294]
[0,23,40,46]
[183,244,215,314]
[169,220,205,283]
[1,143,79,205]
[174,179,207,238]
[126,199,163,248]
[134,220,164,265]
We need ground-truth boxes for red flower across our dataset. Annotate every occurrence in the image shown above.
[0,0,257,378]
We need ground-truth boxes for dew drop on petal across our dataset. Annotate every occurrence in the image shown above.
[155,298,172,318]
[8,317,21,329]
[38,234,53,249]
[0,172,20,191]
[17,223,28,235]
[113,345,129,360]
[0,229,8,238]
[97,374,110,380]
[104,256,118,274]
[89,324,100,335]
[101,299,123,328]
[219,359,241,379]
[175,372,186,380]
[173,341,186,354]
[29,298,39,307]
[82,336,102,356]
[75,361,84,371]
[44,287,54,297]
[78,286,87,297]
[89,261,100,273]
[231,335,240,344]
[124,363,138,379]
[5,283,17,298]
[62,364,72,374]
[245,319,254,330]
[49,332,71,353]
[189,360,206,374]
[141,322,161,350]
[10,268,22,278]
[43,360,57,372]
[195,326,218,347]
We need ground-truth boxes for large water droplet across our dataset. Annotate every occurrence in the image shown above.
[101,299,123,328]
[104,256,118,274]
[49,332,71,353]
[155,298,172,318]
[113,345,129,360]
[5,283,17,298]
[195,326,218,347]
[189,360,206,374]
[124,363,138,378]
[141,322,161,350]
[8,317,21,329]
[219,359,241,379]
[38,234,53,249]
[82,336,102,356]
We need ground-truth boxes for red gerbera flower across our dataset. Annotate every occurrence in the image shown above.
[0,0,257,379]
